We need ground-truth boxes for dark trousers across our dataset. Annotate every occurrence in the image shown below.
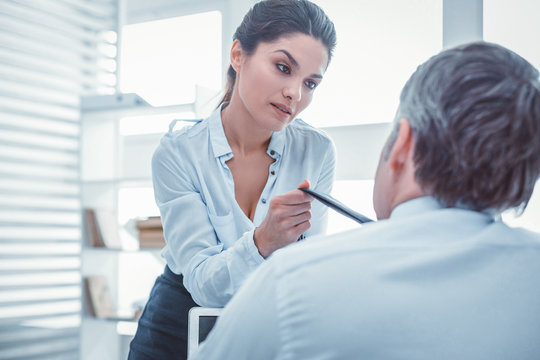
[128,265,198,360]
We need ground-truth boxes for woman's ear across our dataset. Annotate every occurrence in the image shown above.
[230,40,243,73]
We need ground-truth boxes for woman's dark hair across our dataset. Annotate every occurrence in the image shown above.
[218,0,336,106]
[385,41,540,213]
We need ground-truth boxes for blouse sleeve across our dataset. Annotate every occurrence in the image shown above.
[152,134,264,307]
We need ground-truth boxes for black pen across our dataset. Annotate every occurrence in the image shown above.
[299,188,374,224]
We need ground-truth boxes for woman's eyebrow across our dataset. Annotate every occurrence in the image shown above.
[274,49,298,67]
[273,49,323,79]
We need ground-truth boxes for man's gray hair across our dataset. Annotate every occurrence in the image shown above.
[385,41,540,212]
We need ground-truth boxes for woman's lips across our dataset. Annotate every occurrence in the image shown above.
[271,103,292,115]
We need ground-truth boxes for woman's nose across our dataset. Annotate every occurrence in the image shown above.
[282,81,302,102]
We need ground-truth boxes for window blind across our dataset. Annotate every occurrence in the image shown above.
[0,0,117,359]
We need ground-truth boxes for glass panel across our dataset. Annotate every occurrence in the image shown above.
[0,259,80,272]
[0,145,78,166]
[484,0,540,68]
[0,228,81,242]
[484,0,540,233]
[302,0,442,127]
[119,112,195,136]
[0,129,78,150]
[327,180,375,235]
[0,194,80,210]
[0,243,81,254]
[0,301,81,319]
[0,272,81,287]
[21,315,81,329]
[117,186,159,224]
[0,210,80,226]
[120,11,222,107]
[0,113,80,136]
[0,178,79,196]
[0,161,77,181]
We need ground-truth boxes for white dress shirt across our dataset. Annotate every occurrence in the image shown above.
[152,106,335,307]
[192,196,540,359]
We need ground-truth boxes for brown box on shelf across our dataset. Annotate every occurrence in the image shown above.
[139,228,165,248]
[136,216,162,229]
[136,216,165,248]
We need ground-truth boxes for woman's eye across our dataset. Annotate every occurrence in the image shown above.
[305,80,318,90]
[277,63,290,74]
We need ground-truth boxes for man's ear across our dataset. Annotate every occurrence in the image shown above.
[230,40,243,73]
[387,118,414,173]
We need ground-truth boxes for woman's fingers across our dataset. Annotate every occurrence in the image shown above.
[254,183,315,258]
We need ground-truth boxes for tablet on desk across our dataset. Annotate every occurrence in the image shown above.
[187,307,223,358]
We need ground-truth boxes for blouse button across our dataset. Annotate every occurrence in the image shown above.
[261,198,267,204]
[270,170,275,176]
[270,150,275,156]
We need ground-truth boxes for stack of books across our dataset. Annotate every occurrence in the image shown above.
[136,216,165,248]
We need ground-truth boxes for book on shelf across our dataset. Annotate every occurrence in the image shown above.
[84,276,140,320]
[84,276,115,319]
[83,208,123,249]
[84,209,106,247]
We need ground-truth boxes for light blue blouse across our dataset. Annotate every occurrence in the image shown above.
[193,196,540,359]
[152,106,336,307]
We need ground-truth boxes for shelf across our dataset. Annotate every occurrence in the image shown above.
[84,246,164,253]
[80,91,204,360]
[81,177,152,186]
[81,93,195,117]
[117,320,138,336]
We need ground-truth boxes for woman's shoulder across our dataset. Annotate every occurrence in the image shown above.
[287,118,334,145]
[159,117,211,148]
[166,117,208,139]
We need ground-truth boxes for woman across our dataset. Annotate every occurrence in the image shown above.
[128,0,337,358]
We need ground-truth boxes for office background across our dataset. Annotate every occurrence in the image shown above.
[0,0,539,359]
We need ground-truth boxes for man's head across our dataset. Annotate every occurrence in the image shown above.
[374,42,540,219]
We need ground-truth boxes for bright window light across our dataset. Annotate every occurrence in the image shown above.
[120,11,222,107]
[484,0,540,69]
[484,0,540,233]
[119,112,196,136]
[302,0,442,127]
[328,180,375,235]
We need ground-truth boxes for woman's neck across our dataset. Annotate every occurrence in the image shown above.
[221,98,272,156]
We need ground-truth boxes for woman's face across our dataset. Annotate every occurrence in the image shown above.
[233,33,329,132]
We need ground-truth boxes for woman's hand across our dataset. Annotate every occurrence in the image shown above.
[254,180,313,258]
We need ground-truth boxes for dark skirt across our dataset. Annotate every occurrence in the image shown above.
[128,265,198,360]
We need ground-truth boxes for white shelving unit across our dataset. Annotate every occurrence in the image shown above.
[79,92,215,360]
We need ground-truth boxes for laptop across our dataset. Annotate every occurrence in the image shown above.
[187,307,223,358]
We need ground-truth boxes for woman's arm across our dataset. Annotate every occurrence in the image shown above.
[152,134,264,307]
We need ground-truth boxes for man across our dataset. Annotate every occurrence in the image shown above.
[191,42,540,359]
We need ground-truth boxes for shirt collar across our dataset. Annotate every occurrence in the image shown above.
[267,127,285,158]
[208,103,287,159]
[390,195,496,221]
[390,196,445,219]
[208,104,233,158]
